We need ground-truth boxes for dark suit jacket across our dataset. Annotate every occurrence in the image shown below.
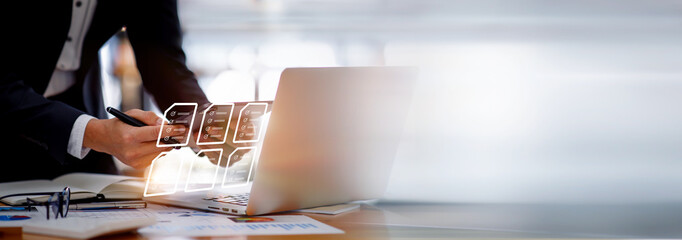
[1,0,209,182]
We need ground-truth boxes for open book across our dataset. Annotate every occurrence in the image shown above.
[0,173,145,205]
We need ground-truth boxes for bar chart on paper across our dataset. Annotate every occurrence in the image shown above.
[137,205,343,236]
[140,220,343,236]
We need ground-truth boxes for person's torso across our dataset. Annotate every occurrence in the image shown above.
[14,0,126,95]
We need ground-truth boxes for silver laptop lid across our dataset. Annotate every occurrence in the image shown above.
[246,67,417,215]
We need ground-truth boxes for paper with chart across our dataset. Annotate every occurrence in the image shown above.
[137,204,343,236]
[2,203,341,237]
[1,207,155,239]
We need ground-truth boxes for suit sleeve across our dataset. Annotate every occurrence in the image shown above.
[0,73,85,164]
[125,0,209,111]
[0,0,86,165]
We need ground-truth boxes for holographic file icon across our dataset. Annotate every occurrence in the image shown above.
[222,147,258,188]
[145,101,270,196]
[233,103,268,143]
[184,149,224,192]
[157,103,198,147]
[196,103,234,145]
[144,152,183,197]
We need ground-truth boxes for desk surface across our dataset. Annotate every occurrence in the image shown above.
[13,202,682,239]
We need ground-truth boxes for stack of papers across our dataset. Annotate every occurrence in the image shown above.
[138,204,343,236]
[0,204,343,238]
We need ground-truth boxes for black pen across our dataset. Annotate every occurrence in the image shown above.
[106,106,181,145]
[106,107,147,126]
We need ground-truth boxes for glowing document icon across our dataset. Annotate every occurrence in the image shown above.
[145,101,271,196]
[157,103,197,147]
[143,152,182,197]
[222,147,257,187]
[233,103,268,143]
[184,149,224,192]
[196,104,234,145]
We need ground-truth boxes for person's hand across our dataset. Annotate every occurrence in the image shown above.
[83,109,185,169]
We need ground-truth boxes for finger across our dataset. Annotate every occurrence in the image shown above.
[132,125,182,142]
[125,142,172,163]
[129,152,164,169]
[160,125,187,139]
[126,109,163,126]
[173,115,194,128]
[117,143,171,169]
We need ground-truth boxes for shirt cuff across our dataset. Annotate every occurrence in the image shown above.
[67,114,96,159]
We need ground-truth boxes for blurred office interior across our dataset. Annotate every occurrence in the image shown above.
[101,0,682,204]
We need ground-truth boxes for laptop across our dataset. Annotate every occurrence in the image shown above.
[145,67,416,215]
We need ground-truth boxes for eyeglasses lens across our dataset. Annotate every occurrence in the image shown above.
[50,192,60,219]
[62,188,70,217]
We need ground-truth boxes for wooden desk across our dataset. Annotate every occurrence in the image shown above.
[15,203,541,240]
[12,202,682,239]
[18,204,402,240]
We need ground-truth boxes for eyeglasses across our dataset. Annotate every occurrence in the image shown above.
[0,187,70,220]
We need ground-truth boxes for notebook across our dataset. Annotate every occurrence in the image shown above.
[0,173,145,205]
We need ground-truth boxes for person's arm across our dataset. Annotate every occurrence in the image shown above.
[0,74,85,165]
[0,74,181,168]
[125,0,209,111]
[2,0,174,169]
[0,1,81,165]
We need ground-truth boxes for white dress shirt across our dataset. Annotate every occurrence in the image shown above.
[45,0,98,159]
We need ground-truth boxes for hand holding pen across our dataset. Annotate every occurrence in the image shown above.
[86,108,186,169]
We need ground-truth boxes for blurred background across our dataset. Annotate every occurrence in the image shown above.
[101,0,682,204]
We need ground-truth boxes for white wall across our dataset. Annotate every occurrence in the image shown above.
[175,0,682,203]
